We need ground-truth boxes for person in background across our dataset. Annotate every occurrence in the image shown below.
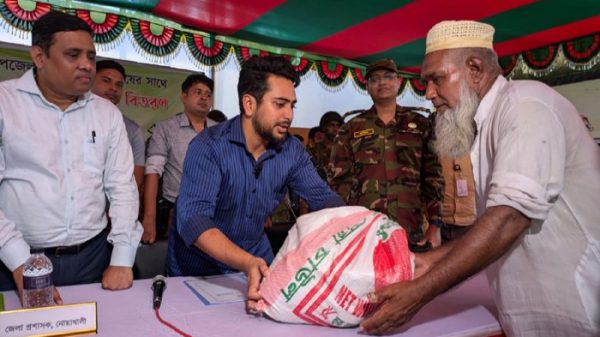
[308,111,343,179]
[208,109,228,122]
[92,59,145,192]
[361,20,600,337]
[0,11,141,300]
[166,56,344,311]
[329,59,445,251]
[307,126,325,149]
[142,73,217,244]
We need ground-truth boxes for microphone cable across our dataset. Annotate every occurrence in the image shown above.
[154,307,193,337]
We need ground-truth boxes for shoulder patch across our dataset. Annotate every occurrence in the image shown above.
[353,128,375,138]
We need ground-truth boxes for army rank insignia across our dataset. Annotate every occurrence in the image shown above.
[354,128,375,138]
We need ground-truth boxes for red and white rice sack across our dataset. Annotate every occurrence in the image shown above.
[257,206,414,327]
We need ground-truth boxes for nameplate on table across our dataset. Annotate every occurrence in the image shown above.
[0,302,97,337]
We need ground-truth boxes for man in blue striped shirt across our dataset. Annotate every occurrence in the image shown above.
[167,56,344,310]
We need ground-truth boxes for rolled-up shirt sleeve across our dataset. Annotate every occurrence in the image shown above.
[145,122,168,176]
[485,99,565,221]
[104,108,143,267]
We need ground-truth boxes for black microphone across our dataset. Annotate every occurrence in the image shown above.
[254,161,264,178]
[152,275,166,309]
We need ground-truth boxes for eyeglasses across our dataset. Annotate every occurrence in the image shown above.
[367,73,399,84]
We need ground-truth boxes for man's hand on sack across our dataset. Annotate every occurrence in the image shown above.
[360,279,432,335]
[243,256,271,314]
[360,253,436,334]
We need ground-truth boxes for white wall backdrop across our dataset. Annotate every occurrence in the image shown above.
[555,78,600,139]
[213,53,432,128]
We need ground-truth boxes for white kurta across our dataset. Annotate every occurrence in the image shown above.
[471,76,600,337]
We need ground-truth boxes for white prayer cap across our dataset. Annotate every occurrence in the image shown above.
[425,20,495,54]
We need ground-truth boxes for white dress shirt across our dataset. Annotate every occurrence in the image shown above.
[0,70,142,271]
[472,76,600,336]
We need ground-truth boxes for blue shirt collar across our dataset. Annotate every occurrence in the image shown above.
[225,115,287,154]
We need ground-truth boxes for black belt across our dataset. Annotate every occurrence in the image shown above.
[158,198,174,208]
[38,228,108,257]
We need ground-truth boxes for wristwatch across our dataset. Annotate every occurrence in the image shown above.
[430,219,445,228]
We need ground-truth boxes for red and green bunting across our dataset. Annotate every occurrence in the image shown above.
[184,32,230,66]
[233,45,270,65]
[316,61,349,87]
[499,55,518,77]
[130,18,181,56]
[0,0,52,31]
[563,34,600,64]
[284,55,313,77]
[77,10,127,44]
[1,0,599,95]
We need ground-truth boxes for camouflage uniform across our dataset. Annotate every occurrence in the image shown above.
[328,105,444,244]
[308,137,335,180]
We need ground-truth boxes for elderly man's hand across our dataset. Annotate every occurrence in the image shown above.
[242,256,270,313]
[360,280,429,335]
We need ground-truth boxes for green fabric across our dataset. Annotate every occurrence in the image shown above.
[235,0,412,48]
[363,0,600,67]
[486,0,600,42]
[44,0,367,69]
[85,0,159,11]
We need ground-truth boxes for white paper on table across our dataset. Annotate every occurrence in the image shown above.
[183,273,247,305]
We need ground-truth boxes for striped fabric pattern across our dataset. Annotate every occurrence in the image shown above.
[166,115,344,276]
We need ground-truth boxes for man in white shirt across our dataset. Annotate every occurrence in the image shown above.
[361,20,600,337]
[0,11,142,301]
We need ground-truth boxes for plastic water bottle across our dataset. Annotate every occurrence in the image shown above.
[22,249,54,308]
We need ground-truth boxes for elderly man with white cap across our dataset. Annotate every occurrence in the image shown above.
[361,20,600,336]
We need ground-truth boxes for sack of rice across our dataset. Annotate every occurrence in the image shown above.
[257,206,414,327]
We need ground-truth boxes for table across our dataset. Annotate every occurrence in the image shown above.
[2,273,502,337]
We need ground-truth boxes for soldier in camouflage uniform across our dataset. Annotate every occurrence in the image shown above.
[309,111,343,180]
[328,59,444,249]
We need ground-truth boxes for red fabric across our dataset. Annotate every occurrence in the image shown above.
[153,0,285,35]
[301,0,534,58]
[372,229,412,291]
[494,15,600,57]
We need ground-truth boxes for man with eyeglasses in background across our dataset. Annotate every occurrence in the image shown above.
[142,73,218,244]
[329,59,445,251]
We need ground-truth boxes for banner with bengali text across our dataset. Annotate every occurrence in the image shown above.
[0,46,192,138]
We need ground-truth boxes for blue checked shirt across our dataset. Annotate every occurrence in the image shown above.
[167,115,344,276]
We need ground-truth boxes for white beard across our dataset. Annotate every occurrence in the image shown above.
[434,81,480,158]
